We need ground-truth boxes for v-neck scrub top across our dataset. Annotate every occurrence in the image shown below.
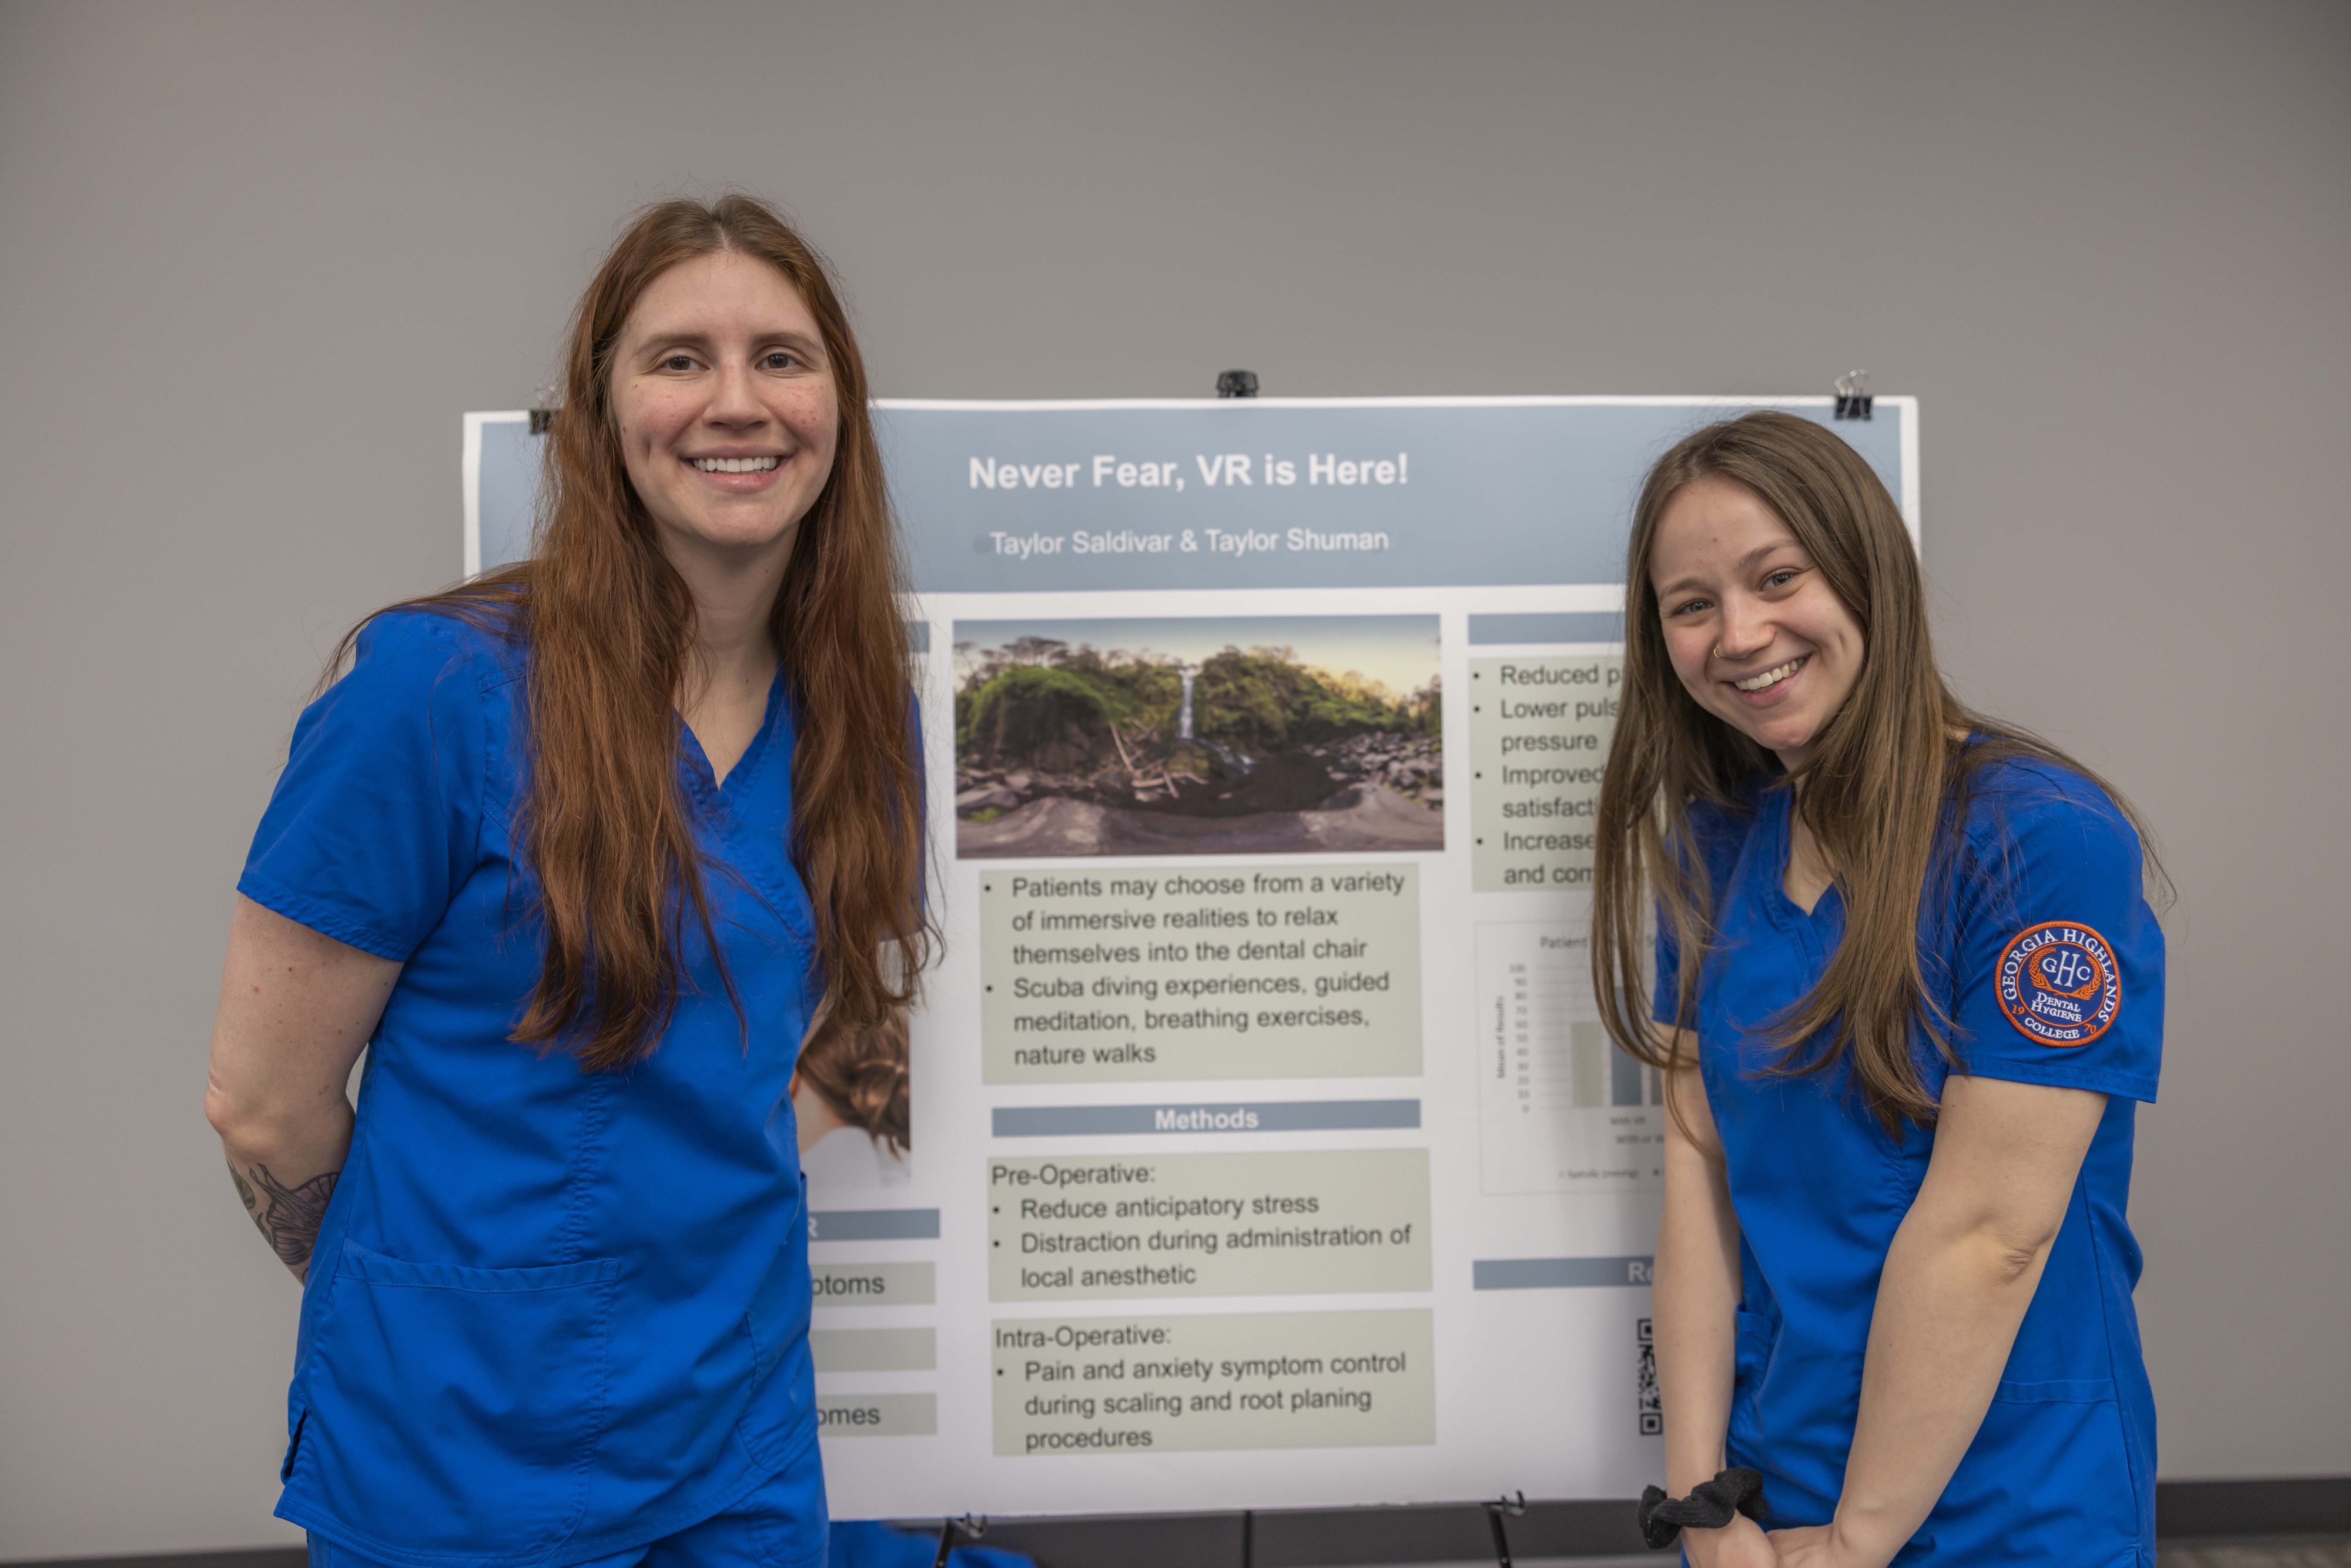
[1655,758,2164,1567]
[238,609,830,1567]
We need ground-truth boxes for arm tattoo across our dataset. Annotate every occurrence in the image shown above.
[227,1158,339,1271]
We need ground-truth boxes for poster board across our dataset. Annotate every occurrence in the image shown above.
[462,396,1918,1518]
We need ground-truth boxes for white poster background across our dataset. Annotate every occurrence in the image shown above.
[461,396,1918,1518]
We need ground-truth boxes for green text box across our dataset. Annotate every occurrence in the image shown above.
[812,1328,936,1373]
[981,866,1422,1083]
[817,1393,937,1438]
[988,1150,1431,1301]
[992,1309,1434,1456]
[812,1261,936,1306]
[1468,658,1622,892]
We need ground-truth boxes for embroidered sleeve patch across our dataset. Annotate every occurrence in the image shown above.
[1995,921,2122,1047]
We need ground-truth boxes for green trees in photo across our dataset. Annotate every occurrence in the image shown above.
[955,639,1438,770]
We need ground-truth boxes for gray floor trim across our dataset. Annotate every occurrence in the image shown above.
[13,1478,2347,1568]
[9,1555,306,1568]
[2159,1538,2351,1568]
[2164,1479,2351,1539]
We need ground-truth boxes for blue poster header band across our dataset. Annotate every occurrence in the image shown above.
[1466,611,1626,644]
[876,399,1910,594]
[809,1208,942,1242]
[1472,1255,1656,1289]
[991,1100,1422,1137]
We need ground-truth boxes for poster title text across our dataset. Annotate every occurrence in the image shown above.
[970,453,1409,492]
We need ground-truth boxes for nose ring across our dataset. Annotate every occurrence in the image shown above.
[1712,644,1724,660]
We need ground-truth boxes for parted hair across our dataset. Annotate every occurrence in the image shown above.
[334,195,930,1070]
[1589,412,2153,1128]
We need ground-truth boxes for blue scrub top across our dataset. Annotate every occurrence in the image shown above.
[1655,757,2163,1567]
[239,608,829,1566]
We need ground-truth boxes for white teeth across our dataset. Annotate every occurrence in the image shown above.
[1734,657,1804,692]
[692,456,780,473]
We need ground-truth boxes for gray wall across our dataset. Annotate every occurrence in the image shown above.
[2,1,2344,1556]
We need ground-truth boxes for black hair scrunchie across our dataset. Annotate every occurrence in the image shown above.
[1637,1467,1766,1550]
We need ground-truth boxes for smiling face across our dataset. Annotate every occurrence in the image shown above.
[1649,474,1865,771]
[609,249,839,571]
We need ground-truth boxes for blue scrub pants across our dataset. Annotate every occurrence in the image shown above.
[305,1454,828,1568]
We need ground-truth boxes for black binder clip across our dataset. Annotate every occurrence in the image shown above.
[1484,1491,1528,1567]
[930,1513,986,1568]
[1833,370,1873,421]
[528,385,561,435]
[1217,368,1260,398]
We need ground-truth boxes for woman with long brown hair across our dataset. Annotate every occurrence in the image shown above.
[1593,413,2164,1567]
[202,195,927,1566]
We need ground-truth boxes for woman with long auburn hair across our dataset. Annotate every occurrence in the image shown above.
[1592,413,2165,1567]
[203,194,929,1565]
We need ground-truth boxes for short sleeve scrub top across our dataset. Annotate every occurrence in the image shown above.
[1655,758,2164,1568]
[238,609,830,1566]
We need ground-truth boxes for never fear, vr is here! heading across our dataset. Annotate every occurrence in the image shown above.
[970,451,1409,492]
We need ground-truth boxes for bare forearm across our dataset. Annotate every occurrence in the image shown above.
[1832,1218,2049,1562]
[1650,1049,1744,1492]
[216,1102,353,1282]
[1655,1168,1741,1492]
[1808,1078,2108,1567]
[206,897,397,1284]
[1655,1075,1773,1567]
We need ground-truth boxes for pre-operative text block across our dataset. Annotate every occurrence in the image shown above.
[989,1150,1431,1300]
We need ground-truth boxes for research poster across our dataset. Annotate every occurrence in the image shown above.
[462,396,1918,1517]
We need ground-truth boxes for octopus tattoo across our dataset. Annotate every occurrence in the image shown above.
[230,1158,339,1270]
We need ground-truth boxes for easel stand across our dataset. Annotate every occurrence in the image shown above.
[932,1514,987,1568]
[1484,1493,1527,1567]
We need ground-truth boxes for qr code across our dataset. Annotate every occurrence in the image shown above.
[1636,1316,1663,1436]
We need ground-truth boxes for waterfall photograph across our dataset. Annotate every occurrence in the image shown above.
[951,615,1443,858]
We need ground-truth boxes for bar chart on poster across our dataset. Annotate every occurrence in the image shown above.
[1474,921,1662,1197]
[463,394,1917,1519]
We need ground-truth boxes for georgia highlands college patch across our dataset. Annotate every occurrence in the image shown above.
[1996,921,2122,1047]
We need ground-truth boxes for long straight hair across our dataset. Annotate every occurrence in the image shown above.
[336,195,930,1070]
[1590,411,2155,1128]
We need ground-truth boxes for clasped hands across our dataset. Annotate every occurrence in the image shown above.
[1684,1515,1898,1568]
